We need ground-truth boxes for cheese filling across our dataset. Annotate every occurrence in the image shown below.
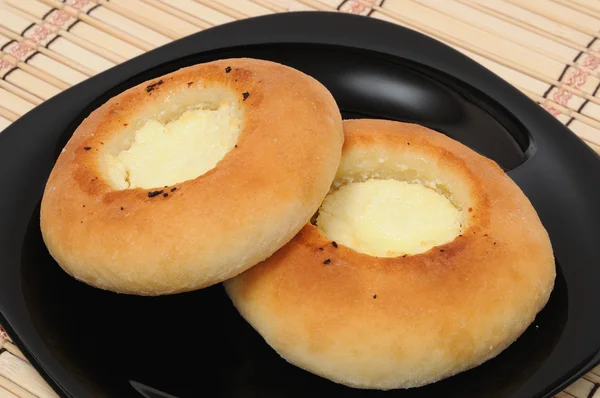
[106,101,240,189]
[316,179,462,257]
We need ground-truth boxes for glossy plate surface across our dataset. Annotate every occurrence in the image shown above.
[0,12,599,398]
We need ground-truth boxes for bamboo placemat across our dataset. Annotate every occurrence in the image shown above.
[0,0,598,397]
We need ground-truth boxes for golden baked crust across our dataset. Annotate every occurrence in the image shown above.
[40,58,343,295]
[224,119,556,389]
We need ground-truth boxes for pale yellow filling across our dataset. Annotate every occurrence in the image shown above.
[316,179,462,257]
[106,101,240,189]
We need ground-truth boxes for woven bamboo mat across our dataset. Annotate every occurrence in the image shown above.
[0,0,598,397]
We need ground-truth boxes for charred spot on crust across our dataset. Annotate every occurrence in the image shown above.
[146,80,163,93]
[84,147,91,151]
[187,81,193,87]
[148,190,164,198]
[120,207,124,210]
[242,92,250,101]
[163,193,168,198]
[225,66,232,73]
[323,259,331,264]
[468,207,473,212]
[372,294,377,299]
[318,247,324,251]
[170,187,177,192]
[332,241,338,248]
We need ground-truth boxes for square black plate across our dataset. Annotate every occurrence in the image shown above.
[0,12,599,398]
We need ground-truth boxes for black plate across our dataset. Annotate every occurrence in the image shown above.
[0,12,599,398]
